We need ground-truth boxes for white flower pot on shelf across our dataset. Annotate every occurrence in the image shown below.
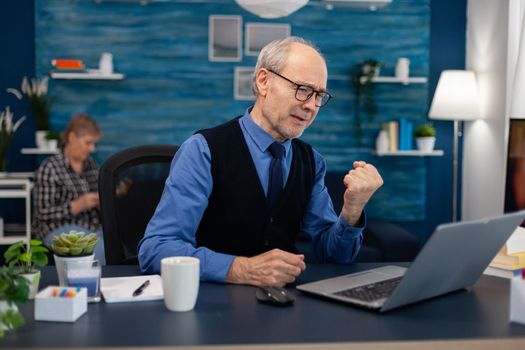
[54,254,94,286]
[20,270,41,300]
[35,130,48,149]
[416,137,436,153]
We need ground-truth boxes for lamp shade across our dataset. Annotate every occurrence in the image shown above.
[429,70,481,121]
[235,0,308,19]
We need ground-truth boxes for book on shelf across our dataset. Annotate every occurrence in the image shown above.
[385,121,398,151]
[484,266,523,279]
[398,117,413,151]
[51,59,85,70]
[491,251,525,266]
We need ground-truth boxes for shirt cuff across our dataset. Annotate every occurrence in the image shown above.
[201,251,236,283]
[336,210,367,239]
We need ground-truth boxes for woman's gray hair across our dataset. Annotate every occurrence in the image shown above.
[252,37,324,96]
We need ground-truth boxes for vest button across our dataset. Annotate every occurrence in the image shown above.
[270,217,274,223]
[263,240,269,246]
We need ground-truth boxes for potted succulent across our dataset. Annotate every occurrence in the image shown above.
[414,122,436,152]
[0,266,30,338]
[49,231,98,285]
[45,130,60,151]
[3,240,48,299]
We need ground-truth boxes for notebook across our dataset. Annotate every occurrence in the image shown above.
[100,275,163,303]
[297,210,525,312]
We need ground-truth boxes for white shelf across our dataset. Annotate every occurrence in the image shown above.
[0,236,30,245]
[375,150,444,157]
[0,172,34,179]
[21,147,59,155]
[360,76,427,85]
[50,69,125,80]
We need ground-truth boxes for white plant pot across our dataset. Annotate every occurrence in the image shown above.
[416,137,436,153]
[35,130,48,149]
[54,254,94,286]
[47,139,58,151]
[20,270,41,300]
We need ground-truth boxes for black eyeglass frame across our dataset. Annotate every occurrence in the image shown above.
[266,69,332,107]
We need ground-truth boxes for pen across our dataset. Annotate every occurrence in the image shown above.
[132,280,150,297]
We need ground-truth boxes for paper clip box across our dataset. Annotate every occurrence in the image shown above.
[35,286,87,322]
[510,272,525,325]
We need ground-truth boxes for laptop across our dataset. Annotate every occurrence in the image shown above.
[296,210,525,312]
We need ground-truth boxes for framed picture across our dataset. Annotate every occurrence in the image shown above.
[234,67,255,100]
[245,23,291,56]
[209,15,242,62]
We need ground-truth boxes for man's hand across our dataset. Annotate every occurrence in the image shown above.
[341,161,383,226]
[225,249,306,287]
[70,192,100,215]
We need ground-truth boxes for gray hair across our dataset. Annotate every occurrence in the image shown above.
[252,37,324,96]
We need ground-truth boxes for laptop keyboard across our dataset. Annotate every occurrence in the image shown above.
[333,276,403,302]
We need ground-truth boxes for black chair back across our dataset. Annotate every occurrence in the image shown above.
[99,145,178,265]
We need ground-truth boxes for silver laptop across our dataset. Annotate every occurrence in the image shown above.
[297,210,525,312]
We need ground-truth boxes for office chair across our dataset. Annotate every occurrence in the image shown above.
[99,145,178,265]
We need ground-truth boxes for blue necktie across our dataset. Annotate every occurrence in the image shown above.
[268,142,285,208]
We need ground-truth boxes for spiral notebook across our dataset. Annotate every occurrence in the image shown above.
[100,275,163,303]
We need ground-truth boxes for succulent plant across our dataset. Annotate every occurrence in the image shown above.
[49,231,98,257]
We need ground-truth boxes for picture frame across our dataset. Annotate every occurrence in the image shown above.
[234,67,255,101]
[209,15,242,62]
[245,23,291,56]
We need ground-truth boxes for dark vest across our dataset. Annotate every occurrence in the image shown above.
[195,117,315,257]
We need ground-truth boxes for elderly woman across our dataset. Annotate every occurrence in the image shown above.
[33,114,105,264]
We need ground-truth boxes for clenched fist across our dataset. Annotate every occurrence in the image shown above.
[342,161,383,225]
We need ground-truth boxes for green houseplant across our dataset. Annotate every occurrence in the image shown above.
[0,107,26,172]
[3,240,49,299]
[414,122,436,138]
[414,122,436,152]
[0,266,30,338]
[352,59,382,140]
[7,76,51,149]
[49,231,99,285]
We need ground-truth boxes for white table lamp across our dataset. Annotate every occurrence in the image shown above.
[429,70,481,221]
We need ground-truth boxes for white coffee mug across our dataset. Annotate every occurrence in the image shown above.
[161,256,200,312]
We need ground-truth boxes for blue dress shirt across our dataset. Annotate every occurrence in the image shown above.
[138,109,365,282]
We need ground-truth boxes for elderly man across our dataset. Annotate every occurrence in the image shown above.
[138,37,383,287]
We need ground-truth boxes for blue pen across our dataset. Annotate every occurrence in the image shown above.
[59,288,68,297]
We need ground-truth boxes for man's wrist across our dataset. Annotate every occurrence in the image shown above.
[341,205,365,226]
[226,256,247,284]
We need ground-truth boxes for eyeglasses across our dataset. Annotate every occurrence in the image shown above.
[267,69,332,108]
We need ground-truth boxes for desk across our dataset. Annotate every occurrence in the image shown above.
[4,263,525,349]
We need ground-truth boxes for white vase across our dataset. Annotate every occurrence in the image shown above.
[35,130,48,149]
[416,137,436,153]
[375,130,389,154]
[54,254,94,286]
[395,57,410,80]
[20,270,41,300]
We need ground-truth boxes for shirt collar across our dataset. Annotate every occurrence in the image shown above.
[240,107,292,155]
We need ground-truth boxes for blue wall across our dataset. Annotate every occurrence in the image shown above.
[0,0,467,243]
[34,0,429,221]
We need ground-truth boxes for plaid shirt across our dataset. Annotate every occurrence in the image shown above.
[32,152,101,240]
